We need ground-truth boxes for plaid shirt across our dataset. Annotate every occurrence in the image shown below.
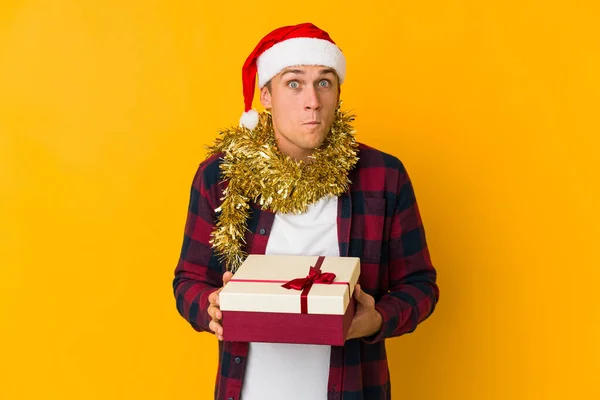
[173,142,439,400]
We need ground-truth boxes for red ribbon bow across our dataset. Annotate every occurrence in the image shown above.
[281,267,337,290]
[281,256,336,314]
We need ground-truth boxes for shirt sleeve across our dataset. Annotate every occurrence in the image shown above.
[172,160,225,333]
[362,160,440,344]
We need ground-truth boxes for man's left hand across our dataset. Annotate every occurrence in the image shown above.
[346,284,383,340]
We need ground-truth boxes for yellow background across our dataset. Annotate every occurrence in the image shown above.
[1,1,598,399]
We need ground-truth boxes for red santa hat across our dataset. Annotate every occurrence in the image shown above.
[239,22,347,130]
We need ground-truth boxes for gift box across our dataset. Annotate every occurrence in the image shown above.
[219,254,361,346]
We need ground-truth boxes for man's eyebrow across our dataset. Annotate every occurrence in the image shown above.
[280,68,337,77]
[281,69,304,77]
[318,68,336,76]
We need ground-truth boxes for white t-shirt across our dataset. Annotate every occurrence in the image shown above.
[240,195,339,400]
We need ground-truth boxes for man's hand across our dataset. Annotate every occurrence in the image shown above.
[207,271,234,341]
[346,284,383,340]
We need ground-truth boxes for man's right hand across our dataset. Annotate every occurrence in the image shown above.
[207,271,234,341]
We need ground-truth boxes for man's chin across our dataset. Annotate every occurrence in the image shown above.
[303,135,327,150]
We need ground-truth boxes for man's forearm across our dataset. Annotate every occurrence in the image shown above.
[362,270,438,344]
[173,267,220,333]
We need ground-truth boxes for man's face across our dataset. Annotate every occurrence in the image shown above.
[260,65,340,160]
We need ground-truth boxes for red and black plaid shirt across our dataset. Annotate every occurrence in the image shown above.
[173,142,439,400]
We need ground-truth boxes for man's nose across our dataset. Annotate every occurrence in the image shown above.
[304,86,322,111]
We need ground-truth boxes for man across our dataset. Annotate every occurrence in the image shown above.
[173,22,439,400]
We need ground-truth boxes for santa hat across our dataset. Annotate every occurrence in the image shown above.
[239,22,346,130]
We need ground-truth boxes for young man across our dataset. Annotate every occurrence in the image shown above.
[173,23,439,400]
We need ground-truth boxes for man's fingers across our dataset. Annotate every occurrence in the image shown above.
[217,272,234,306]
[354,284,362,302]
[212,287,223,306]
[208,287,221,304]
[207,273,234,341]
[207,304,221,320]
[354,284,374,307]
[223,271,234,285]
[209,319,223,336]
[210,302,222,320]
[209,272,233,308]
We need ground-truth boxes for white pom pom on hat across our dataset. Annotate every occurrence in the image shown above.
[239,22,347,130]
[239,109,260,131]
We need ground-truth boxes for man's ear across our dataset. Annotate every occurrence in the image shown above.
[260,85,272,109]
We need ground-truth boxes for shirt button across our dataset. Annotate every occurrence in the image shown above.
[259,228,266,235]
[228,398,234,400]
[234,357,242,364]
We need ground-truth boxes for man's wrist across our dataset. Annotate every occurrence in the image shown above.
[373,309,383,334]
[365,308,383,337]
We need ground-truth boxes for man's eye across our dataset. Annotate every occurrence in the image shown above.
[318,80,330,87]
[288,81,299,89]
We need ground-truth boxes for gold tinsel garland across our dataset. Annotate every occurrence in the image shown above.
[205,105,359,272]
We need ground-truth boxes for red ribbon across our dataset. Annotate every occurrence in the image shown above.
[229,256,346,315]
[281,256,336,314]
